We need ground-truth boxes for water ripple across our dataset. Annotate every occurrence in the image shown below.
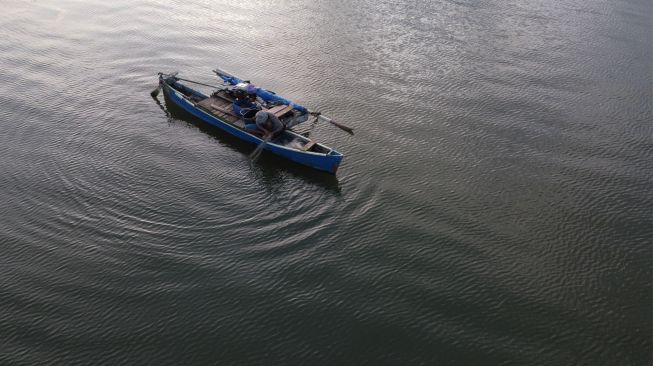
[1,0,651,364]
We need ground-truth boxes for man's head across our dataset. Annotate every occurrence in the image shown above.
[255,111,269,126]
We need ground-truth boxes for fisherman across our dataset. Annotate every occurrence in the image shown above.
[245,111,284,140]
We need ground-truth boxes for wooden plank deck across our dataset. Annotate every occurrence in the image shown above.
[265,104,294,118]
[194,90,296,130]
[195,91,243,126]
[302,140,317,151]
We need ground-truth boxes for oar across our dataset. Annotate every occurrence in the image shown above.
[249,138,268,161]
[174,77,223,89]
[151,72,173,98]
[308,111,354,135]
[150,84,161,98]
[151,74,224,98]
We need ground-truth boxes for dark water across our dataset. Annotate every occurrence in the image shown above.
[1,0,651,364]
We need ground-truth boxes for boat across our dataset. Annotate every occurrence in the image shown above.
[155,71,345,174]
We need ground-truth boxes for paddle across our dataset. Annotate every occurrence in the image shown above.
[174,77,223,89]
[151,74,224,98]
[249,137,268,161]
[150,84,161,98]
[308,111,354,135]
[151,72,175,98]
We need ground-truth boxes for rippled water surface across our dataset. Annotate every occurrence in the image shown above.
[1,0,651,364]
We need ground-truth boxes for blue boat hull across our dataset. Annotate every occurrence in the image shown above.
[160,78,343,174]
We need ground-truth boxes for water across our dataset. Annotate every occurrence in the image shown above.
[1,0,651,364]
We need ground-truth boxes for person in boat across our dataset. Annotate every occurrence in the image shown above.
[245,111,284,140]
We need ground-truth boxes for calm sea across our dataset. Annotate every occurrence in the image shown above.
[0,0,651,364]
